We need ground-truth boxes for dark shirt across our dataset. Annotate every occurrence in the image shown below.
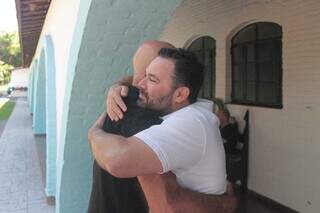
[88,87,162,213]
[220,123,239,155]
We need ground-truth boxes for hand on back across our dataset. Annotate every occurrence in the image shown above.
[106,84,129,121]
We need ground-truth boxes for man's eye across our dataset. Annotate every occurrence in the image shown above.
[148,76,156,83]
[150,78,156,82]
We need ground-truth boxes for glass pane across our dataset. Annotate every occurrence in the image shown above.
[274,62,281,83]
[233,82,243,101]
[257,41,274,62]
[274,40,282,61]
[232,46,244,63]
[188,37,203,51]
[247,63,256,82]
[258,22,282,40]
[203,81,211,99]
[203,70,212,99]
[246,83,256,102]
[204,49,213,65]
[193,51,204,66]
[258,62,274,82]
[204,37,215,50]
[233,24,256,44]
[188,36,216,99]
[258,83,276,104]
[247,43,255,62]
[233,64,243,81]
[198,86,204,98]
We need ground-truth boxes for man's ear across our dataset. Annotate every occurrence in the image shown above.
[174,87,190,103]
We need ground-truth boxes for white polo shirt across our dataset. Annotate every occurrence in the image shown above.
[135,100,226,194]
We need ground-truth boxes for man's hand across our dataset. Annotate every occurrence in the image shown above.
[106,84,129,121]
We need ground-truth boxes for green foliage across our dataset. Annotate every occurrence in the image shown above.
[0,101,15,120]
[0,60,13,84]
[0,32,22,67]
[0,32,22,85]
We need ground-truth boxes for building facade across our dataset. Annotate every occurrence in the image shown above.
[24,0,320,212]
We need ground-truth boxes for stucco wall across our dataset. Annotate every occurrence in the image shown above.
[32,51,46,135]
[9,68,30,87]
[160,0,320,212]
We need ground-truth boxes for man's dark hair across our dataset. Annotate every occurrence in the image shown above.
[158,48,204,103]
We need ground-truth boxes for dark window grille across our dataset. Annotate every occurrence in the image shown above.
[231,22,283,108]
[187,36,216,100]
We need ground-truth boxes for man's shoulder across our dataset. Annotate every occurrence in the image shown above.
[161,103,219,136]
[121,105,162,137]
[166,101,217,122]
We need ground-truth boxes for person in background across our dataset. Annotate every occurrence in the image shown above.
[216,108,239,155]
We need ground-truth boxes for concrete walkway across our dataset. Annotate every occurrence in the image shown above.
[0,97,55,213]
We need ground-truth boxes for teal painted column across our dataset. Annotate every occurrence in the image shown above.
[56,0,183,212]
[43,35,58,197]
[27,68,32,108]
[31,60,38,116]
[33,51,46,135]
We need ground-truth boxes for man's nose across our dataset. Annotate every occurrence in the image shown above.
[137,76,147,89]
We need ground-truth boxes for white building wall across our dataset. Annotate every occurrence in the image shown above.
[160,0,320,212]
[10,68,30,87]
[32,0,81,152]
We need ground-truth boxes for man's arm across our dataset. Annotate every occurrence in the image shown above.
[144,173,237,213]
[88,112,163,178]
[168,184,237,213]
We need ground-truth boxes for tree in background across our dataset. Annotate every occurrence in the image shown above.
[0,61,13,84]
[0,32,22,85]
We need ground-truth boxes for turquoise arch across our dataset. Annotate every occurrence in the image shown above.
[29,35,58,197]
[32,51,46,135]
[56,0,183,212]
[42,35,57,197]
[27,66,32,108]
[29,59,38,116]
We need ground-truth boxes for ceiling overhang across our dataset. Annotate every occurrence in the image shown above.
[15,0,51,67]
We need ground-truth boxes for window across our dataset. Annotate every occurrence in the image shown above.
[187,36,216,100]
[231,22,282,108]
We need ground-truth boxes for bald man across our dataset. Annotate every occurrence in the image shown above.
[91,40,237,213]
[88,41,174,213]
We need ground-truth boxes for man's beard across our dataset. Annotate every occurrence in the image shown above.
[137,90,174,116]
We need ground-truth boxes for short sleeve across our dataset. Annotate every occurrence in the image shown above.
[134,116,205,173]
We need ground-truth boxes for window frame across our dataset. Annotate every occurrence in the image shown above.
[231,22,283,109]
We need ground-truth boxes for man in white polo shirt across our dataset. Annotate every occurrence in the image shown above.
[135,97,226,194]
[89,48,229,211]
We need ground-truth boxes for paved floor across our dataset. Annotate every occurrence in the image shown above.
[0,97,55,213]
[0,120,7,138]
[0,97,11,138]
